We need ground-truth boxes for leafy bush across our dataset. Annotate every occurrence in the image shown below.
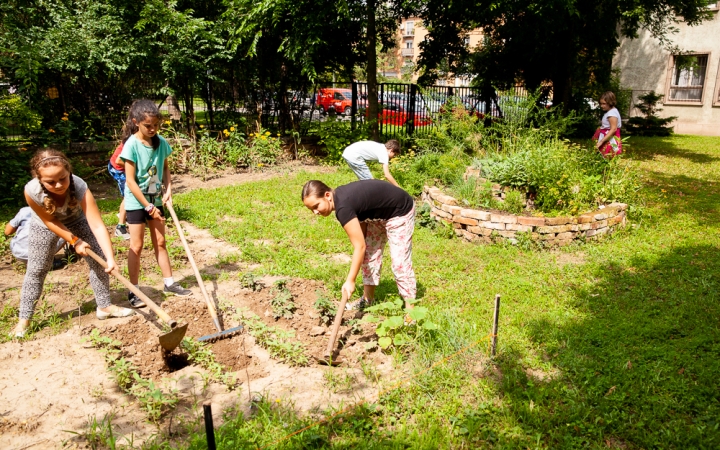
[360,296,438,351]
[0,94,43,140]
[168,125,284,176]
[472,138,641,215]
[392,150,470,196]
[0,148,32,206]
[625,91,677,137]
[308,118,370,161]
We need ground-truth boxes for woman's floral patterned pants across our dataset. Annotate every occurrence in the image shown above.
[361,206,416,300]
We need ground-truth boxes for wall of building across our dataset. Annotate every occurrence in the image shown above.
[613,7,720,136]
[393,18,483,86]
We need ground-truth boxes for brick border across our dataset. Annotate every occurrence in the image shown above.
[421,185,628,247]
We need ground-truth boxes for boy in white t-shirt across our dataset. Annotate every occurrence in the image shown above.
[342,139,401,187]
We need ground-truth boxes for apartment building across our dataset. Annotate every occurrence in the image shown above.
[613,3,720,135]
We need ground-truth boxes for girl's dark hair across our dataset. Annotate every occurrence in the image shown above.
[121,99,163,149]
[301,180,332,201]
[30,149,77,215]
[600,91,617,108]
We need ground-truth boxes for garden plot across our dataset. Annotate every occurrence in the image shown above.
[0,218,390,448]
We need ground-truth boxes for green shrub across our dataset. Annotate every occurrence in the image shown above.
[0,148,32,206]
[504,189,525,214]
[625,91,677,137]
[0,94,43,140]
[392,150,470,196]
[308,118,370,162]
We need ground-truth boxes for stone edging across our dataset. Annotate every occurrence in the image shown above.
[421,185,628,247]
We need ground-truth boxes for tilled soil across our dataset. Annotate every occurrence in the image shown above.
[95,278,381,381]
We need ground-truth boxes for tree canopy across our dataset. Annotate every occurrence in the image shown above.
[415,0,712,108]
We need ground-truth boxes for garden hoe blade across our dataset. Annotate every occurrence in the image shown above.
[86,249,188,352]
[315,290,349,367]
[159,323,189,351]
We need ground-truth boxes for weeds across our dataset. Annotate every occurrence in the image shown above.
[180,338,238,389]
[239,272,264,291]
[83,329,179,424]
[230,307,308,366]
[322,369,356,393]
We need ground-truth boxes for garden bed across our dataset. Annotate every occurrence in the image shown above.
[422,184,627,247]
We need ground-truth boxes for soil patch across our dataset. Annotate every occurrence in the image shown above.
[98,278,383,381]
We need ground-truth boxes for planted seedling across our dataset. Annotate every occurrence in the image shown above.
[270,283,295,320]
[240,272,264,291]
[313,291,337,325]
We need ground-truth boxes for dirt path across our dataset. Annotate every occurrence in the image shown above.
[0,163,395,448]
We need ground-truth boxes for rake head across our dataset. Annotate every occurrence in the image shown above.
[197,325,244,343]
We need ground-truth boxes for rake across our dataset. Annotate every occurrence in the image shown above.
[165,199,243,342]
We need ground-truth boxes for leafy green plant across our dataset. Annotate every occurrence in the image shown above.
[361,296,438,350]
[83,329,179,423]
[231,308,308,366]
[270,287,295,320]
[313,291,337,325]
[308,118,370,161]
[129,374,179,424]
[239,272,264,291]
[504,189,525,214]
[180,338,238,389]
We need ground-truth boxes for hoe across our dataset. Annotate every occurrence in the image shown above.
[87,249,188,352]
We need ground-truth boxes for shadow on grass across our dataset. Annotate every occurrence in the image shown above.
[485,243,720,448]
[626,136,720,164]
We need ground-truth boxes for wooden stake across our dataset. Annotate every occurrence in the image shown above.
[491,294,500,357]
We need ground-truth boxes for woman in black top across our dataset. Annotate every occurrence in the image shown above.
[301,179,417,310]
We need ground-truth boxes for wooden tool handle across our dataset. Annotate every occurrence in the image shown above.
[85,249,177,327]
[165,202,221,332]
[324,289,349,357]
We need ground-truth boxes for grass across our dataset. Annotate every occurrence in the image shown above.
[150,134,720,448]
[1,135,719,447]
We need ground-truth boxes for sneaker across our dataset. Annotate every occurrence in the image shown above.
[346,297,370,311]
[97,306,135,320]
[115,224,131,240]
[128,291,146,308]
[164,282,192,297]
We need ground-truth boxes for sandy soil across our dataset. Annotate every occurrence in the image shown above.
[0,164,395,449]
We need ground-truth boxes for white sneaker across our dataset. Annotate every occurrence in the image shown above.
[96,306,135,320]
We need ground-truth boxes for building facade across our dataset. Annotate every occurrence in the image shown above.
[613,3,720,135]
[386,18,483,86]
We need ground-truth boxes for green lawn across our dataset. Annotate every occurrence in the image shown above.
[2,135,718,448]
[146,134,720,448]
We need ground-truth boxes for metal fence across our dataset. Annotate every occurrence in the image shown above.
[1,80,528,143]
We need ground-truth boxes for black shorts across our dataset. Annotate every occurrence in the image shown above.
[126,206,166,224]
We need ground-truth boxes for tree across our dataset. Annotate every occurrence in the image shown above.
[624,91,677,136]
[416,0,712,111]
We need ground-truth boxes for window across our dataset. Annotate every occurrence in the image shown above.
[406,41,413,49]
[464,36,471,47]
[405,21,414,36]
[666,54,709,103]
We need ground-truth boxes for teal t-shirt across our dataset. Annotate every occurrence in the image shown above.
[119,134,173,211]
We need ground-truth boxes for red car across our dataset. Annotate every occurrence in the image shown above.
[316,88,353,115]
[372,100,432,127]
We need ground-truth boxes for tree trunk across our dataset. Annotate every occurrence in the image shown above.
[366,0,379,141]
[278,63,292,132]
